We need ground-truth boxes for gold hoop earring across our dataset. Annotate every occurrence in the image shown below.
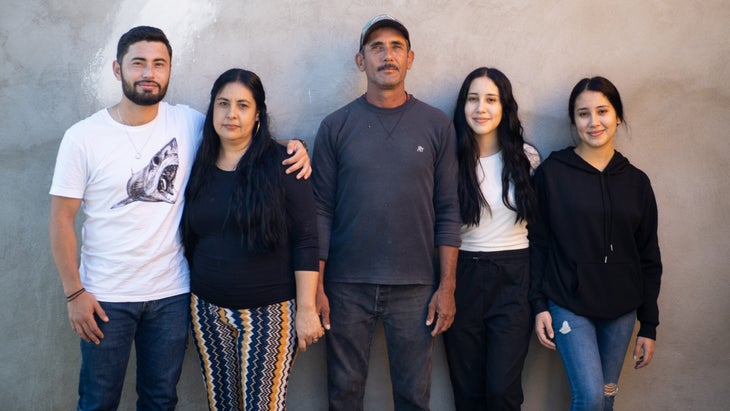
[254,121,261,136]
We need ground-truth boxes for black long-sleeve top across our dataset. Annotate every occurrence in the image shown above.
[528,148,662,339]
[184,146,318,309]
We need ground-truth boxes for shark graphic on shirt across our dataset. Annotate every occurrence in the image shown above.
[111,138,179,209]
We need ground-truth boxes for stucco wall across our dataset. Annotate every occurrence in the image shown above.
[1,1,728,409]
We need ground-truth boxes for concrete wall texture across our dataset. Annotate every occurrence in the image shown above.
[1,0,727,409]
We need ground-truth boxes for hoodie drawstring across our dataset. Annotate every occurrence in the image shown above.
[600,172,614,263]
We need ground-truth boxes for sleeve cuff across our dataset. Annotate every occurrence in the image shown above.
[638,322,657,340]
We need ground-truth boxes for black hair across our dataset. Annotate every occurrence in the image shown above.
[453,67,537,226]
[116,26,172,62]
[182,68,285,255]
[568,76,624,125]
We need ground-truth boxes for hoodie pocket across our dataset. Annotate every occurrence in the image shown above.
[574,262,643,319]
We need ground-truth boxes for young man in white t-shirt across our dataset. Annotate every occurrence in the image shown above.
[49,26,309,410]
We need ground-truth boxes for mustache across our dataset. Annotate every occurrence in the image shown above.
[135,80,161,88]
[377,64,399,72]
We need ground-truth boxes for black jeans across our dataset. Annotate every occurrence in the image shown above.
[443,248,531,411]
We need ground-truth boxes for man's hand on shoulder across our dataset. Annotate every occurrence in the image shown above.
[281,139,311,179]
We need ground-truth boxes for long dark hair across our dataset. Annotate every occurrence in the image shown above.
[453,67,536,226]
[183,68,285,254]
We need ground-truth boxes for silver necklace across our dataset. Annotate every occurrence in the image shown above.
[117,106,156,159]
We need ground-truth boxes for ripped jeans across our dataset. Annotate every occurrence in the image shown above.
[548,300,636,411]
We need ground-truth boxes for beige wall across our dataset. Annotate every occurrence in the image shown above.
[1,0,727,409]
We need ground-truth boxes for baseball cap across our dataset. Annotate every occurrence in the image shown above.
[359,14,410,49]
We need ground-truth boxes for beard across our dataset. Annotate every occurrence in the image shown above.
[120,72,168,106]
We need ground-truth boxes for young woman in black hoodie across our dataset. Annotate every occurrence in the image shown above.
[529,77,662,411]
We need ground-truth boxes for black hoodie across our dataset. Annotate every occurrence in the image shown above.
[528,147,662,339]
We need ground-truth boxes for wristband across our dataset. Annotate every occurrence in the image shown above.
[66,288,86,302]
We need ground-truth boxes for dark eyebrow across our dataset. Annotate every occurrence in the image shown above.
[216,96,252,105]
[368,39,406,48]
[386,40,407,49]
[128,56,168,63]
[577,105,610,111]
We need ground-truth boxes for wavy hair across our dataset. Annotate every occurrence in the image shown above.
[183,68,285,255]
[453,67,536,226]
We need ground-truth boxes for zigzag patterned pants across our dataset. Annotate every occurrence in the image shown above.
[190,294,298,411]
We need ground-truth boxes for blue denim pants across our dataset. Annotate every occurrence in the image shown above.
[77,293,190,411]
[324,282,435,411]
[548,300,636,411]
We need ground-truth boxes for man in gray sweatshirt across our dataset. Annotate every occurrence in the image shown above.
[312,14,462,410]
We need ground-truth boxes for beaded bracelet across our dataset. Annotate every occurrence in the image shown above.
[66,288,86,302]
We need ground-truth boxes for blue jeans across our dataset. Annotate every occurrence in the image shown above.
[325,283,435,411]
[78,293,190,411]
[548,300,635,411]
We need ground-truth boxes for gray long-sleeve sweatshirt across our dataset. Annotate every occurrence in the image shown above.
[312,95,462,285]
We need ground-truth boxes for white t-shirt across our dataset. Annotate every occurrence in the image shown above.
[459,144,540,252]
[50,102,204,302]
